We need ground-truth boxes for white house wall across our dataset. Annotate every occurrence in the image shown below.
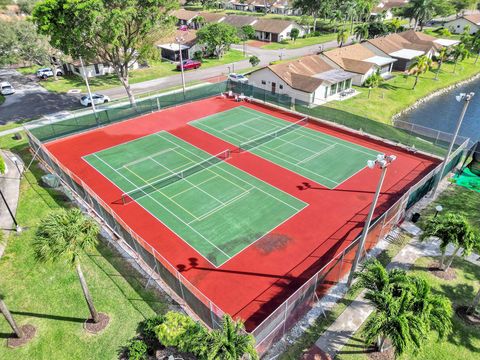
[445,18,479,34]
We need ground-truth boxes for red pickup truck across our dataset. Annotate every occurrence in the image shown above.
[176,59,202,71]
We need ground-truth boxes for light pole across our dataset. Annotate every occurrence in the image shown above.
[431,92,474,197]
[176,35,187,100]
[347,154,396,287]
[79,56,99,125]
[434,205,443,218]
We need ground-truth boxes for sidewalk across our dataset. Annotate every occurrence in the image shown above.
[307,225,480,359]
[0,150,24,258]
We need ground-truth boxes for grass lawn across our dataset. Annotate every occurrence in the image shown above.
[0,95,5,106]
[423,27,462,40]
[17,50,245,94]
[322,57,480,125]
[279,234,412,360]
[418,183,480,232]
[336,255,480,360]
[261,33,338,50]
[0,134,171,359]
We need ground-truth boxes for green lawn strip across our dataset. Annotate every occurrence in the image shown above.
[19,50,244,94]
[0,94,5,106]
[336,256,480,360]
[322,58,480,125]
[0,134,170,359]
[260,33,338,50]
[417,184,480,232]
[279,234,411,360]
[423,28,462,40]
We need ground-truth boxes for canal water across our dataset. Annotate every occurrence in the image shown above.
[396,76,480,144]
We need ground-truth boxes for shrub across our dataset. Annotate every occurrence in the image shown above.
[138,315,164,345]
[155,312,197,348]
[126,339,148,360]
[193,50,203,60]
[249,55,260,67]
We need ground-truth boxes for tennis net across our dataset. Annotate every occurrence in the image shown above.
[239,117,308,152]
[121,149,231,204]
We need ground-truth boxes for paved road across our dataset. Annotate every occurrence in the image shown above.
[0,69,81,124]
[102,37,352,100]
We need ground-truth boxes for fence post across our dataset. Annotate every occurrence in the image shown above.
[156,97,160,111]
[282,301,288,337]
[177,271,186,301]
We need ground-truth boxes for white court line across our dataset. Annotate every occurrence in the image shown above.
[119,147,179,169]
[170,174,220,199]
[160,133,306,212]
[297,144,337,165]
[188,190,251,225]
[91,152,231,261]
[223,117,262,131]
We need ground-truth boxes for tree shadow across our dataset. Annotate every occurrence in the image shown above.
[10,310,85,323]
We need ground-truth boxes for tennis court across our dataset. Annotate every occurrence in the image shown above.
[190,106,379,189]
[83,131,307,267]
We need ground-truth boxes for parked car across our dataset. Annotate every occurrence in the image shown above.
[228,73,248,83]
[176,59,201,71]
[36,67,64,79]
[0,81,15,95]
[80,93,110,107]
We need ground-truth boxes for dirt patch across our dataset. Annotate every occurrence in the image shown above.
[367,347,395,360]
[428,261,457,280]
[155,346,197,360]
[456,306,480,326]
[255,234,291,254]
[246,40,268,48]
[84,312,110,334]
[6,324,36,348]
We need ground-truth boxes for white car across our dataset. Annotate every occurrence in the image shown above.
[0,81,15,95]
[36,67,64,79]
[80,93,110,107]
[228,73,248,83]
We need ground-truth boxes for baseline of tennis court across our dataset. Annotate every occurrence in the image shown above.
[190,106,379,189]
[83,131,307,267]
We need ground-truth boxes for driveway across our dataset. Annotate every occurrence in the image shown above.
[0,68,82,124]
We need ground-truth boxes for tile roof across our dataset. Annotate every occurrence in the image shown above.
[253,19,295,34]
[463,13,480,25]
[367,33,433,56]
[198,12,225,23]
[222,15,258,28]
[172,9,198,21]
[322,44,379,74]
[155,29,198,47]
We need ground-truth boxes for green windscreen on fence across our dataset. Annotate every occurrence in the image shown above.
[29,81,228,143]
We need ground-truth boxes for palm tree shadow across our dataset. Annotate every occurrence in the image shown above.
[10,310,85,323]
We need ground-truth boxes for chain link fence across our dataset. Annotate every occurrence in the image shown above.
[24,85,470,355]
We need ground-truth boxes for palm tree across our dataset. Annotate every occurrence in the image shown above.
[421,213,479,271]
[193,15,205,30]
[452,43,470,73]
[208,315,258,360]
[354,23,369,42]
[468,288,480,315]
[408,55,432,89]
[33,208,103,324]
[0,295,23,338]
[438,28,452,37]
[337,27,349,47]
[356,260,452,355]
[408,0,436,31]
[435,47,449,80]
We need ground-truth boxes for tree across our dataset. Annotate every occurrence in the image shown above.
[17,0,39,14]
[468,288,480,315]
[32,0,178,107]
[453,0,477,15]
[421,213,479,271]
[451,43,470,73]
[407,0,436,30]
[208,315,258,360]
[354,23,369,41]
[249,55,260,67]
[364,70,383,88]
[355,260,452,355]
[290,27,300,42]
[388,18,402,33]
[337,27,349,47]
[0,295,23,338]
[197,22,239,59]
[438,27,452,37]
[33,208,103,324]
[192,15,205,30]
[240,24,255,40]
[408,55,432,89]
[435,47,449,80]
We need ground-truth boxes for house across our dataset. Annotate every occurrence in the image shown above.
[64,59,139,79]
[371,0,409,20]
[224,0,299,15]
[155,30,200,62]
[198,11,226,25]
[398,30,460,53]
[248,54,357,105]
[321,44,396,85]
[445,14,480,34]
[364,33,434,71]
[253,19,305,42]
[172,9,199,28]
[221,15,258,29]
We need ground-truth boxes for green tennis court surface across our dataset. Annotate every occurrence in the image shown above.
[84,131,306,267]
[190,106,379,189]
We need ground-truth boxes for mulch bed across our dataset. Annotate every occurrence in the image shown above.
[367,347,395,360]
[84,312,110,334]
[456,306,480,326]
[6,324,36,348]
[428,261,457,280]
[155,347,197,360]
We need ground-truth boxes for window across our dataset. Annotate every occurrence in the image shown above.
[261,80,266,85]
[74,67,80,73]
[346,79,352,89]
[279,84,283,89]
[330,83,337,96]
